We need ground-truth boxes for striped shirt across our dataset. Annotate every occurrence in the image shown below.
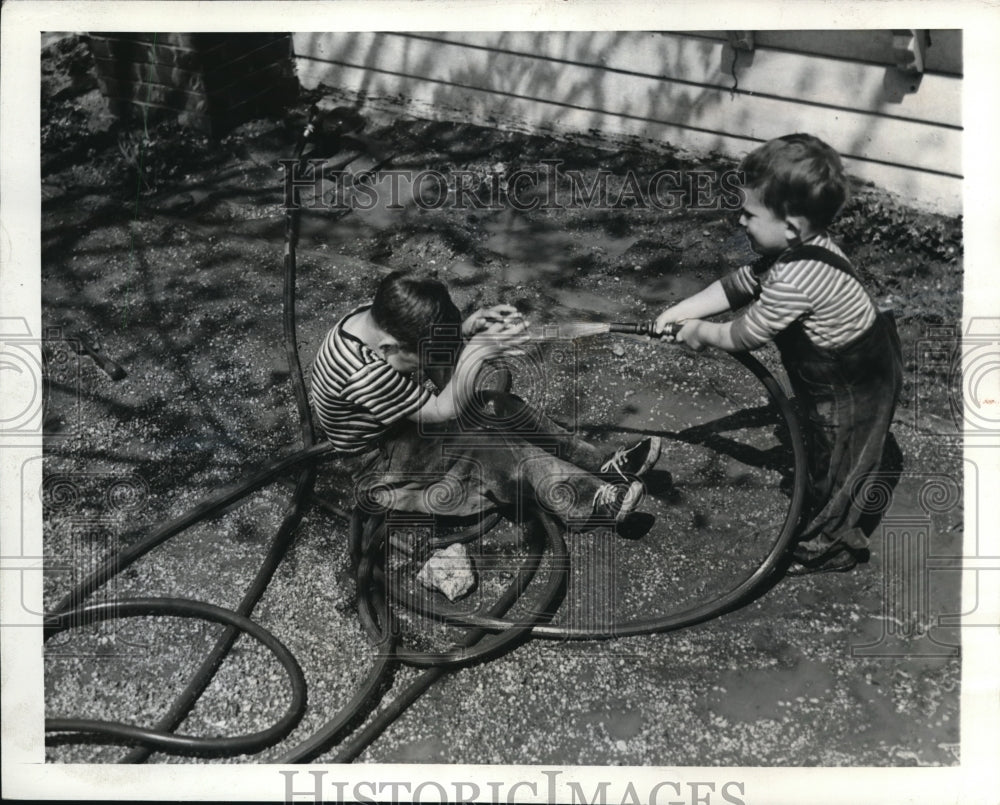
[309,306,432,453]
[722,234,877,351]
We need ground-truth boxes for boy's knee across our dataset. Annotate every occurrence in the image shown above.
[476,362,513,395]
[473,390,529,427]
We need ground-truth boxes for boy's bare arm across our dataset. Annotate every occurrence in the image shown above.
[414,321,529,424]
[675,319,741,352]
[653,280,732,334]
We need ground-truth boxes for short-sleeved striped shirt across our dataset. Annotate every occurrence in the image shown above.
[721,234,876,351]
[309,306,432,453]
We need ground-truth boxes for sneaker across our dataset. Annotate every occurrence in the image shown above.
[590,480,645,524]
[785,545,868,576]
[600,436,662,481]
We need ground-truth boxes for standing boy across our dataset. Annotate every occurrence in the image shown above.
[655,134,903,573]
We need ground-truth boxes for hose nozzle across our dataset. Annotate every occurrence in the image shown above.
[607,321,681,340]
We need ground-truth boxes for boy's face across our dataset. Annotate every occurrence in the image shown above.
[738,186,798,255]
[379,340,421,373]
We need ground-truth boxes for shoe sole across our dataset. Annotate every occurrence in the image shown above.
[616,481,645,522]
[785,552,861,576]
[636,436,662,476]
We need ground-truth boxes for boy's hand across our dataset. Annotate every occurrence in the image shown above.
[675,320,709,351]
[466,318,531,360]
[653,307,681,336]
[463,304,522,337]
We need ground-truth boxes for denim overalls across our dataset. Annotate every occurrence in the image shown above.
[770,245,903,561]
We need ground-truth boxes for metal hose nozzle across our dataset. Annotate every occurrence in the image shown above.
[607,321,681,339]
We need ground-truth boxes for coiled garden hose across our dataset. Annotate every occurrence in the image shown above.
[388,349,806,640]
[46,107,330,761]
[327,509,567,763]
[358,509,569,670]
[43,105,808,763]
[117,105,325,765]
[45,598,307,756]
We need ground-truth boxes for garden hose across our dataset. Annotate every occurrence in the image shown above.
[44,104,808,763]
[329,509,566,763]
[44,314,805,759]
[272,633,398,763]
[386,349,806,641]
[46,108,329,761]
[120,104,325,764]
[45,598,306,756]
[359,509,569,670]
[275,499,563,762]
[45,440,338,632]
[118,475,316,763]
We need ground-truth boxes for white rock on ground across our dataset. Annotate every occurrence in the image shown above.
[417,542,476,601]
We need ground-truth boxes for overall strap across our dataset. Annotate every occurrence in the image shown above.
[779,244,858,279]
[780,243,894,331]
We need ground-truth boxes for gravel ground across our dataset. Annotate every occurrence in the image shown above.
[38,36,964,769]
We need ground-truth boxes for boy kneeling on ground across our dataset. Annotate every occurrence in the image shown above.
[310,271,661,532]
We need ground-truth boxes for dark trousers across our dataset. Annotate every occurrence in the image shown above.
[349,393,610,523]
[775,312,903,557]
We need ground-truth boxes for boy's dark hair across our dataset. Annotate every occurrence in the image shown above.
[371,270,461,353]
[739,133,848,229]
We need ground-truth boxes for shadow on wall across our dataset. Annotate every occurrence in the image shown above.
[295,31,733,152]
[292,30,962,210]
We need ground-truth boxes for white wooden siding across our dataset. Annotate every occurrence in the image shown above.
[292,30,962,213]
[696,30,962,76]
